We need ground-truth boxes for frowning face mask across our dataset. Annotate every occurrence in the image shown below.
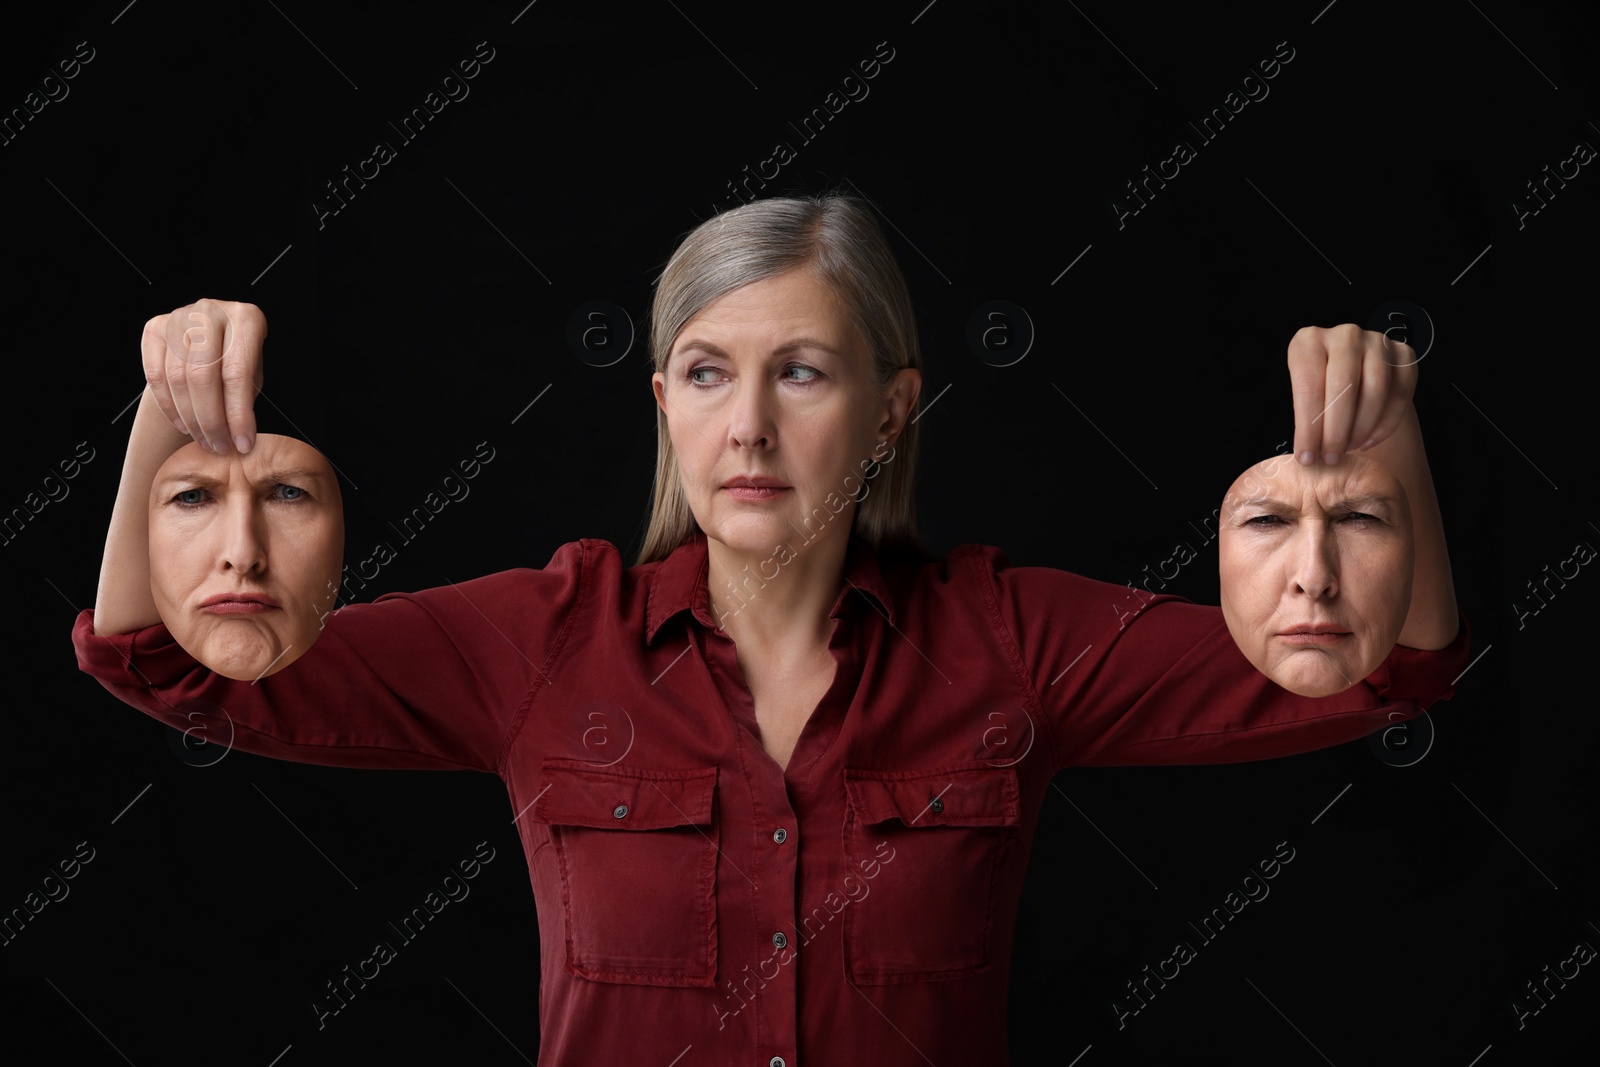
[149,434,344,681]
[1218,453,1413,697]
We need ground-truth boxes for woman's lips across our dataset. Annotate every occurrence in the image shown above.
[201,596,281,614]
[1276,629,1352,646]
[723,486,790,501]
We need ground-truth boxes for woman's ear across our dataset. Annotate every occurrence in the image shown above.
[879,367,921,438]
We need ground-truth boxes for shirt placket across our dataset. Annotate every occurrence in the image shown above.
[700,623,797,1066]
[700,611,858,1067]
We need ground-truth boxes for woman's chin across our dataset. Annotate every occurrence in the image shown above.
[711,513,800,553]
[1269,651,1363,698]
[183,627,289,681]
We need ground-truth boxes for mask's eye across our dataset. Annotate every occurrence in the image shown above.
[1338,511,1379,525]
[172,488,209,507]
[274,484,308,502]
[1244,514,1285,527]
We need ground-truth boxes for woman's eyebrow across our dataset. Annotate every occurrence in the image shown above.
[672,338,722,360]
[771,337,844,357]
[674,337,844,359]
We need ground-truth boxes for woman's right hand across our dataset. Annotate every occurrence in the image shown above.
[141,297,267,454]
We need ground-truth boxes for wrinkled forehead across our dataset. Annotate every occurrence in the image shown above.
[670,269,860,359]
[152,434,337,493]
[1224,453,1406,513]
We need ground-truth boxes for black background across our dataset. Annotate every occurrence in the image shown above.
[3,1,1596,1064]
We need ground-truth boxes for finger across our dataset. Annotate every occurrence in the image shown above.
[1287,326,1329,466]
[164,347,203,449]
[165,303,227,368]
[1361,392,1414,453]
[218,302,265,454]
[168,300,235,453]
[1361,341,1419,451]
[1316,324,1364,460]
[1392,347,1419,401]
[1346,338,1392,453]
[140,314,188,434]
[182,350,230,454]
[1380,332,1421,373]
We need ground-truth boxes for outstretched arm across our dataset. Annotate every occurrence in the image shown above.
[93,299,265,636]
[78,301,575,774]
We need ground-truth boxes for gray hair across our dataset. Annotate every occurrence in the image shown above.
[637,194,930,564]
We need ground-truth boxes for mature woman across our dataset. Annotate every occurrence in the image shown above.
[73,194,1468,1066]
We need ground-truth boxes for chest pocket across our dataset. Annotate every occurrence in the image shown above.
[842,765,1021,983]
[531,760,718,987]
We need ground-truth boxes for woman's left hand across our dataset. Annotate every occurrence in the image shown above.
[1286,324,1419,466]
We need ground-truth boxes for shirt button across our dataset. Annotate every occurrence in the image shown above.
[769,1058,786,1067]
[772,827,788,844]
[929,796,944,814]
[771,931,788,949]
[613,804,628,819]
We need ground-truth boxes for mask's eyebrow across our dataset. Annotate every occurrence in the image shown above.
[1329,492,1396,514]
[1228,495,1296,518]
[153,469,225,492]
[251,466,329,489]
[1224,491,1399,520]
[154,467,330,492]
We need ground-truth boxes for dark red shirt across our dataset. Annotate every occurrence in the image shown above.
[71,530,1470,1066]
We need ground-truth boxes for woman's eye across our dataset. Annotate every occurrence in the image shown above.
[686,365,821,386]
[172,488,209,507]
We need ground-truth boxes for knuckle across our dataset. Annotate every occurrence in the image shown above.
[1286,331,1324,364]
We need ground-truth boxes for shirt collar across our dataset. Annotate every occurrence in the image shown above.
[645,528,896,643]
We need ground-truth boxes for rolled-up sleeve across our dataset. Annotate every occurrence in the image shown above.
[971,546,1471,770]
[71,539,591,773]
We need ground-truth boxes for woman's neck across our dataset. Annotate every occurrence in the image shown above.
[706,529,849,652]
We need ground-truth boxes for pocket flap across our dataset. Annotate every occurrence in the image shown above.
[531,761,716,830]
[845,765,1020,828]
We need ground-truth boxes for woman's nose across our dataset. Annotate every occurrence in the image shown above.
[727,379,776,449]
[219,500,267,574]
[1291,525,1340,599]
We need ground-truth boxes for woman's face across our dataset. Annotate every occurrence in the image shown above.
[652,267,915,557]
[1217,453,1413,697]
[148,434,344,681]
